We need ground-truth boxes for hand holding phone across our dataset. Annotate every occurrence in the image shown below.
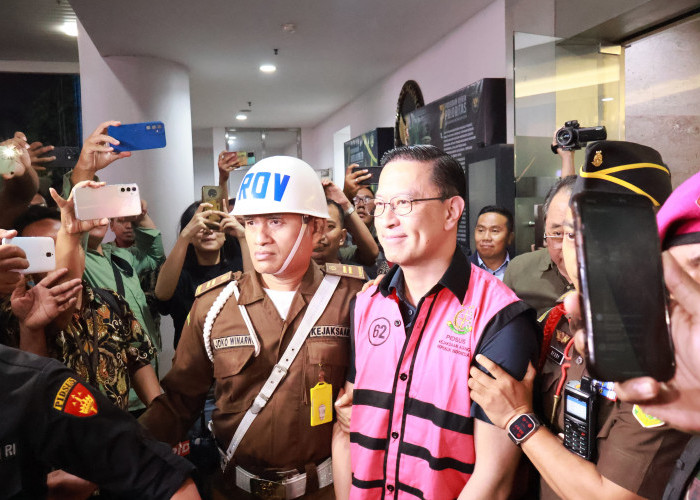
[573,191,675,382]
[1,237,56,274]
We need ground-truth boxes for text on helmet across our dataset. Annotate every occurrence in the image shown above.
[238,172,291,201]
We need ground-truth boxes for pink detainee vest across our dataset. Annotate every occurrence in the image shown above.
[350,265,521,499]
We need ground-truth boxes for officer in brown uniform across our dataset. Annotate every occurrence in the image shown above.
[469,141,691,500]
[140,156,364,499]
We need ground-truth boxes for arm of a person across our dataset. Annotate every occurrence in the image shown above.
[131,364,162,405]
[323,179,378,265]
[457,420,521,500]
[139,298,214,444]
[70,121,130,187]
[131,225,166,273]
[155,237,189,301]
[332,416,353,500]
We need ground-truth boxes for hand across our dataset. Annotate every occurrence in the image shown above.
[74,121,131,174]
[28,141,55,171]
[50,182,109,234]
[468,355,536,429]
[334,387,353,433]
[0,229,28,295]
[180,203,219,241]
[11,268,82,331]
[607,252,700,433]
[217,151,245,182]
[1,132,31,180]
[220,212,245,239]
[47,469,98,500]
[343,164,371,200]
[360,274,384,293]
[322,179,352,211]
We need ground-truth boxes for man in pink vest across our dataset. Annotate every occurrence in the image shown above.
[333,145,540,499]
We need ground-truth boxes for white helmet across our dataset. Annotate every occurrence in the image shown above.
[232,156,329,219]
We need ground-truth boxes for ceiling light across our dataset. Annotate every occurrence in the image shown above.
[59,20,78,37]
[281,23,297,34]
[260,64,277,73]
[236,113,248,121]
[601,97,614,102]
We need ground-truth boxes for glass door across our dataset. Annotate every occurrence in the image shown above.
[513,33,623,253]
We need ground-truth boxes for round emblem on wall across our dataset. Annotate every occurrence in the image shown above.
[395,80,424,147]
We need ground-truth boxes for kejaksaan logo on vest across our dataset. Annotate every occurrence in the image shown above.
[447,305,476,335]
[368,317,391,346]
[237,171,291,201]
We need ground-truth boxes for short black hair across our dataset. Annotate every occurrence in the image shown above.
[326,199,345,229]
[477,205,514,233]
[380,145,466,200]
[543,175,577,219]
[13,206,61,235]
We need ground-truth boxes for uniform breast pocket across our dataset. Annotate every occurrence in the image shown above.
[305,338,350,394]
[213,346,255,413]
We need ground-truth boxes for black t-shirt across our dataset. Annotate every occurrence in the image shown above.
[0,344,194,499]
[158,258,243,348]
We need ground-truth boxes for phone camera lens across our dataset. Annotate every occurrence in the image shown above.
[133,186,137,191]
[126,187,131,192]
[120,187,125,192]
[46,252,52,257]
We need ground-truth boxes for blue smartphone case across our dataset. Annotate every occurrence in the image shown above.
[108,122,167,152]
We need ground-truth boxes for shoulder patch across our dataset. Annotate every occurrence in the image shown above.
[195,271,236,297]
[632,404,665,428]
[324,262,366,280]
[53,377,98,417]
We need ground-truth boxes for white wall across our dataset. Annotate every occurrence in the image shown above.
[301,0,507,172]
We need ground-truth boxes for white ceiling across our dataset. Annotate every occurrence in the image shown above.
[45,0,494,131]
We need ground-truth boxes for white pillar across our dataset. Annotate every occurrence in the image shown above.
[77,20,194,253]
[77,20,195,372]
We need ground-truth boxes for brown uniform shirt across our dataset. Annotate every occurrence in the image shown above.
[539,309,690,500]
[140,262,363,471]
[503,248,573,317]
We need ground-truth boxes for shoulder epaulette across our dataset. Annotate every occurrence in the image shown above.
[324,262,366,280]
[195,271,236,297]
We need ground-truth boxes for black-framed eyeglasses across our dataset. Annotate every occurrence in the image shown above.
[352,195,375,206]
[371,196,447,217]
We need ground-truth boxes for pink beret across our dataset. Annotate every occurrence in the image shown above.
[657,171,700,249]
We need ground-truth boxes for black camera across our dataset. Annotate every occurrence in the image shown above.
[555,120,607,151]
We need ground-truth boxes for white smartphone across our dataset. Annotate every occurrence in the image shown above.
[0,145,19,176]
[1,237,56,274]
[73,184,141,221]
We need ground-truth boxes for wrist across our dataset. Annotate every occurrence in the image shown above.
[344,205,355,217]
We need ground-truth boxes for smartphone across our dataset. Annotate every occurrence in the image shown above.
[351,165,382,186]
[40,146,80,168]
[202,185,223,227]
[572,191,675,382]
[73,184,141,221]
[0,145,19,175]
[1,237,56,274]
[107,122,166,152]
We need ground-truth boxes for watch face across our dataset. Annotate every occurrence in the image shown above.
[510,415,536,440]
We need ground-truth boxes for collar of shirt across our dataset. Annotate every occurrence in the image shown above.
[476,252,510,277]
[236,260,323,306]
[375,248,471,328]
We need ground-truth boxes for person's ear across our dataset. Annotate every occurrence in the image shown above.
[444,196,465,231]
[507,230,514,246]
[340,228,347,246]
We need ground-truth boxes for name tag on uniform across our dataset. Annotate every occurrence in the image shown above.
[547,346,565,365]
[213,335,254,350]
[309,326,350,338]
[310,382,333,426]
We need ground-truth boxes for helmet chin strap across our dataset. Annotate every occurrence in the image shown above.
[273,216,309,276]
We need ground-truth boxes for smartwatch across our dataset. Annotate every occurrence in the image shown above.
[507,413,542,445]
[344,205,355,217]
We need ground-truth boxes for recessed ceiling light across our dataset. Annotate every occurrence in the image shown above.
[236,113,248,121]
[260,64,277,73]
[281,23,297,34]
[59,20,78,37]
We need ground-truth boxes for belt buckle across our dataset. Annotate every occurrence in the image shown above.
[250,477,286,499]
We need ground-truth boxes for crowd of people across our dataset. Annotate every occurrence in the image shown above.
[0,120,699,500]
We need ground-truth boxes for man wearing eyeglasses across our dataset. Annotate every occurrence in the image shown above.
[332,145,540,500]
[504,176,576,317]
